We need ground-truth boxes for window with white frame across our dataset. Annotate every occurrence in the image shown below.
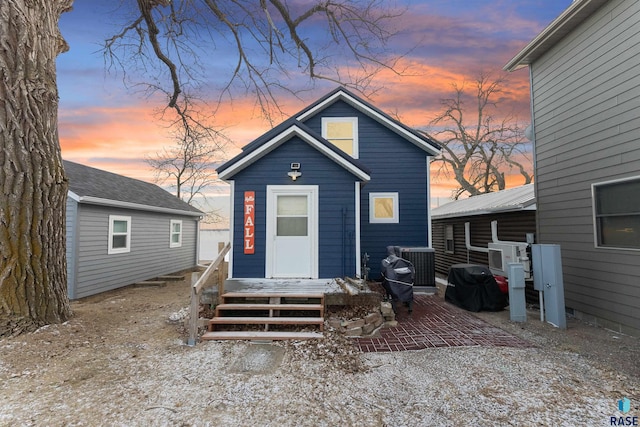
[369,192,399,223]
[108,215,131,254]
[593,177,640,250]
[170,220,183,248]
[445,224,455,253]
[322,117,358,157]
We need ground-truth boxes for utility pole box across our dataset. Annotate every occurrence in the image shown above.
[508,263,526,322]
[532,244,566,329]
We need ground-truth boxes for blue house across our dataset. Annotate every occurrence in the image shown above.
[216,87,440,281]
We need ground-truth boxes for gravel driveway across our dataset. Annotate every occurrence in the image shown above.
[0,279,638,426]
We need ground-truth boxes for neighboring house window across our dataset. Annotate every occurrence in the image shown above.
[170,220,183,248]
[322,117,358,158]
[108,215,131,254]
[445,224,455,253]
[369,192,399,223]
[593,177,640,250]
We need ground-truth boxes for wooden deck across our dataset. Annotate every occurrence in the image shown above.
[223,278,343,294]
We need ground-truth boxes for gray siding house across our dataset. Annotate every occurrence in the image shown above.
[505,0,640,335]
[65,160,202,299]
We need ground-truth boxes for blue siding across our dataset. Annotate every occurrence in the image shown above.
[303,100,430,278]
[231,135,359,278]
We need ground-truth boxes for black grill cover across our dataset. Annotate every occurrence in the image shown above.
[381,247,415,303]
[445,264,507,312]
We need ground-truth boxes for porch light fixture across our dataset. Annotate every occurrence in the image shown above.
[288,163,302,181]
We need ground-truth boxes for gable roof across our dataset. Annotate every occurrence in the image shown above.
[295,87,441,156]
[64,160,202,217]
[504,0,609,71]
[216,119,371,181]
[431,184,535,219]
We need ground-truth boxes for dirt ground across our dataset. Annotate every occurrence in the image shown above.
[1,272,638,426]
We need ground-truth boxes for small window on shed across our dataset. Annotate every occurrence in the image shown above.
[108,215,131,254]
[170,220,183,248]
[445,224,454,253]
[593,177,640,250]
[322,117,358,158]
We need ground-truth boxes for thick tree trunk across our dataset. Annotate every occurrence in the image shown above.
[0,0,73,334]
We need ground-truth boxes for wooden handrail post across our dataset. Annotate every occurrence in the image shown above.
[217,241,227,295]
[186,241,231,346]
[187,272,200,346]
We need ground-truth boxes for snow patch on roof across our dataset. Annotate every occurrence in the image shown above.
[432,184,535,219]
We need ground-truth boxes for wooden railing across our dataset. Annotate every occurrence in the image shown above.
[187,242,231,346]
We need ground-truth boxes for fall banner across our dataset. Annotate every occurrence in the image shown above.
[244,191,255,254]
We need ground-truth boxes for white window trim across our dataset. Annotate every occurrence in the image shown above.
[592,176,640,251]
[369,192,399,224]
[170,219,183,248]
[108,215,131,254]
[321,117,359,158]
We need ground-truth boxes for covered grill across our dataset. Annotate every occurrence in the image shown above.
[445,264,507,312]
[381,246,415,314]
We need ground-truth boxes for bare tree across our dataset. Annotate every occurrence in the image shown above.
[421,74,533,199]
[146,120,225,206]
[104,0,403,127]
[0,0,405,333]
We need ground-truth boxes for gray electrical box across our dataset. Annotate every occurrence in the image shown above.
[531,244,566,329]
[508,263,526,322]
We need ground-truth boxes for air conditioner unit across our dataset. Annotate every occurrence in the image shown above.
[488,242,531,280]
[399,247,436,286]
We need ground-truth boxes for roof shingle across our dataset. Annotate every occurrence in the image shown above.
[64,160,202,216]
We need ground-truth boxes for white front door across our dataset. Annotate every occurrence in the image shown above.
[266,186,318,278]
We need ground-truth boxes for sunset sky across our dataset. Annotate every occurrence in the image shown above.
[56,1,571,216]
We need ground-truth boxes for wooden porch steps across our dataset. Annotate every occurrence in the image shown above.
[215,303,324,311]
[201,331,323,341]
[202,292,325,341]
[208,316,324,326]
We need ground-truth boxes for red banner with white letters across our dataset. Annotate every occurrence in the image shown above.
[244,191,255,254]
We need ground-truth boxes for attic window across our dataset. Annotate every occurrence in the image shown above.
[322,117,358,158]
[108,215,131,254]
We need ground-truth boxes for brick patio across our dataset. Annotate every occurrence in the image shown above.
[355,294,533,352]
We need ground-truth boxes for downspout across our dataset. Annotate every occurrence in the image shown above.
[529,62,544,323]
[465,222,489,253]
[491,220,529,245]
[342,206,347,277]
[528,65,541,246]
[195,216,201,266]
[427,156,433,248]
